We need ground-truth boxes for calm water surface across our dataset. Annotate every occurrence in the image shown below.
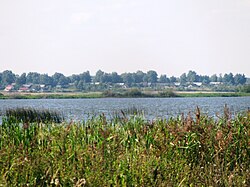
[0,97,250,122]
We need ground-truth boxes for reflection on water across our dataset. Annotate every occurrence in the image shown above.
[0,97,250,122]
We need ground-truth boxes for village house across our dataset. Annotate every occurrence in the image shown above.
[210,82,223,85]
[18,84,32,92]
[4,84,14,92]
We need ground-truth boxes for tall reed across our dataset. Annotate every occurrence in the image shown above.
[4,107,64,124]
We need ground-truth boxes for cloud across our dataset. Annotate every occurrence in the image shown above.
[70,12,93,24]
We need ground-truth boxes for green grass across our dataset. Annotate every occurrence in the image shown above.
[0,92,7,99]
[0,107,249,186]
[1,90,250,99]
[177,92,250,97]
[0,92,103,99]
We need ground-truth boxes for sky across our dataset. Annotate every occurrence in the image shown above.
[0,0,250,77]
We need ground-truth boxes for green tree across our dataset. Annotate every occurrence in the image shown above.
[58,76,69,86]
[26,72,40,84]
[111,72,122,83]
[39,74,53,85]
[52,73,69,87]
[79,71,91,83]
[70,74,80,86]
[234,74,246,85]
[101,73,112,83]
[223,73,234,85]
[159,75,170,83]
[77,80,85,90]
[201,75,210,85]
[2,70,16,86]
[94,70,104,83]
[121,73,134,86]
[218,74,223,82]
[145,70,158,83]
[180,73,187,85]
[169,76,177,83]
[133,71,145,83]
[16,73,27,86]
[210,74,218,82]
[187,70,197,83]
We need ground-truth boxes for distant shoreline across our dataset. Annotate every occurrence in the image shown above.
[1,91,250,99]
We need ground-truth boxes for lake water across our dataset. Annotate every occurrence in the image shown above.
[0,97,250,122]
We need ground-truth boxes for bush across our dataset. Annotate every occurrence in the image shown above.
[241,84,250,93]
[102,90,121,97]
[125,88,143,97]
[159,89,177,97]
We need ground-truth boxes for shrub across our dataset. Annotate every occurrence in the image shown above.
[159,89,177,97]
[241,84,250,93]
[125,88,143,97]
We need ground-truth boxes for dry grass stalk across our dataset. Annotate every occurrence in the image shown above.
[196,106,200,125]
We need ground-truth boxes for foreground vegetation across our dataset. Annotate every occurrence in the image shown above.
[0,107,249,186]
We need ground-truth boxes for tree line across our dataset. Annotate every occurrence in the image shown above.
[0,70,247,90]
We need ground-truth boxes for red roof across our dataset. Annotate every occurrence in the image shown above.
[19,87,29,91]
[4,85,14,91]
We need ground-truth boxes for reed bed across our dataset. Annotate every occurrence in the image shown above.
[4,107,64,124]
[111,106,145,121]
[0,107,249,186]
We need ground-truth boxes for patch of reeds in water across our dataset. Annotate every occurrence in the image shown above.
[111,106,145,121]
[120,106,145,116]
[4,107,64,123]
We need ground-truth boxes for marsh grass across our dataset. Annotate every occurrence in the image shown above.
[4,108,64,123]
[111,106,145,122]
[0,107,249,186]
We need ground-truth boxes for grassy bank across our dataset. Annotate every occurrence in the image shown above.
[1,90,250,99]
[0,92,103,99]
[176,91,250,97]
[0,108,249,186]
[0,89,250,99]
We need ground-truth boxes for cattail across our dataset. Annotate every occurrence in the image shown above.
[196,106,200,125]
[23,122,29,129]
[227,131,233,143]
[224,104,231,121]
[216,130,223,141]
[184,112,193,132]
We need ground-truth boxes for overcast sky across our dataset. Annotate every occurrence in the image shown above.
[0,0,250,77]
